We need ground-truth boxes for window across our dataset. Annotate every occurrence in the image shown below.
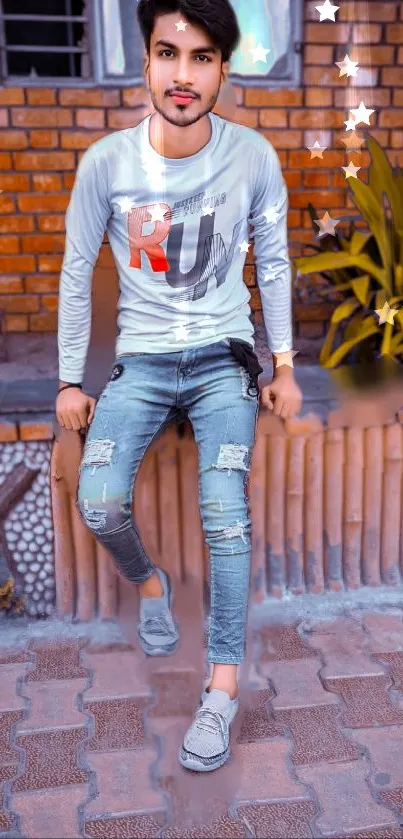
[0,0,302,88]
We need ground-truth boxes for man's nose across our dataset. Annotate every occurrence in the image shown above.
[173,59,194,88]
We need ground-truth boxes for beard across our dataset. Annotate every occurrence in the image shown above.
[148,87,221,128]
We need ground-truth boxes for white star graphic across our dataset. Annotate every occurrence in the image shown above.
[239,240,251,253]
[307,140,328,159]
[148,204,166,223]
[344,116,357,131]
[342,162,361,179]
[375,301,399,326]
[264,207,280,224]
[314,211,341,238]
[141,156,166,182]
[315,0,340,21]
[249,43,271,64]
[273,350,299,369]
[118,196,134,214]
[202,205,215,216]
[174,323,190,341]
[336,54,359,78]
[175,19,188,31]
[349,101,375,127]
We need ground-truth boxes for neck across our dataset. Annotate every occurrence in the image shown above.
[148,111,212,159]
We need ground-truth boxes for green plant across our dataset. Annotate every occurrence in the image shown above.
[294,134,403,370]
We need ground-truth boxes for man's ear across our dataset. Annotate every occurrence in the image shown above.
[143,52,150,86]
[221,60,230,86]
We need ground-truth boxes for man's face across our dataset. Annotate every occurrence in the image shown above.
[144,12,229,128]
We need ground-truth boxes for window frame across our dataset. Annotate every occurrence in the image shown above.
[0,0,303,89]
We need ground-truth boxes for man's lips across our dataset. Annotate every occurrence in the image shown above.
[170,92,196,103]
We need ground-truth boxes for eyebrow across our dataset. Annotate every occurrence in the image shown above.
[154,39,218,55]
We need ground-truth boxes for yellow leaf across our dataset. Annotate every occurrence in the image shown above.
[331,297,360,324]
[350,275,370,306]
[323,323,379,369]
[349,231,372,256]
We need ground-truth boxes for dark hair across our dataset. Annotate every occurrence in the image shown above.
[136,0,241,64]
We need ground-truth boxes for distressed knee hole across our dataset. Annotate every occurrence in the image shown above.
[214,443,250,473]
[223,520,249,544]
[82,438,116,470]
[80,501,108,532]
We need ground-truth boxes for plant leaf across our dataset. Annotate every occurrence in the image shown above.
[350,275,370,305]
[331,297,360,324]
[349,230,373,256]
[323,322,380,368]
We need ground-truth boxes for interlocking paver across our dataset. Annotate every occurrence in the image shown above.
[275,705,360,765]
[85,747,164,818]
[17,677,88,733]
[0,710,23,767]
[27,638,89,681]
[300,616,386,679]
[0,663,27,712]
[85,696,150,750]
[237,688,281,742]
[237,800,317,838]
[233,739,310,803]
[361,611,403,654]
[12,784,88,838]
[82,647,151,701]
[297,760,399,836]
[12,728,88,791]
[261,658,340,709]
[349,726,403,790]
[324,675,403,728]
[85,812,167,838]
[257,623,318,662]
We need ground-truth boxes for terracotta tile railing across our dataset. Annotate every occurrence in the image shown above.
[48,401,403,620]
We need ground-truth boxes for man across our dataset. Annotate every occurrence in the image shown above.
[56,0,302,773]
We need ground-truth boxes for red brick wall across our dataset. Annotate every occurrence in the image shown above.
[0,0,402,339]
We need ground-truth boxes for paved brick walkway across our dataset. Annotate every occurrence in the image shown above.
[2,603,403,837]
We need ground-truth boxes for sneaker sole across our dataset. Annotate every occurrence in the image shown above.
[137,570,180,657]
[178,743,230,772]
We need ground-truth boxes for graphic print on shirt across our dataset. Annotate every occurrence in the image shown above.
[127,192,244,303]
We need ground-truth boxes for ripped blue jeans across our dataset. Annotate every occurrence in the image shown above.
[76,339,260,664]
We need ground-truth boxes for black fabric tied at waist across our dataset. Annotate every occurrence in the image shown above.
[228,339,263,397]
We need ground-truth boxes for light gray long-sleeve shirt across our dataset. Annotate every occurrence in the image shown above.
[58,111,293,383]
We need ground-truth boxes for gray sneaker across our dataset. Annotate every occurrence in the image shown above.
[179,688,239,772]
[137,567,180,657]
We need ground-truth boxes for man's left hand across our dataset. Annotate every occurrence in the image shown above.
[260,368,303,419]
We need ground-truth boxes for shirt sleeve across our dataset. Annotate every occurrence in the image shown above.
[247,139,293,354]
[58,146,112,383]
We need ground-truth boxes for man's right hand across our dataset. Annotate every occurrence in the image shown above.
[56,388,96,431]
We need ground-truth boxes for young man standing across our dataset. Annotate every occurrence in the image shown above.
[56,0,302,772]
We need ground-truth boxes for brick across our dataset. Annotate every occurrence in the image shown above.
[11,108,73,127]
[0,294,38,313]
[234,739,309,803]
[0,665,27,712]
[29,312,58,331]
[290,190,344,208]
[304,44,334,64]
[338,2,398,22]
[334,88,390,108]
[386,22,403,42]
[26,89,56,106]
[17,678,87,733]
[305,23,352,43]
[394,90,403,106]
[0,196,15,214]
[0,131,28,150]
[0,276,23,293]
[75,108,106,128]
[13,785,88,839]
[0,152,12,169]
[13,151,75,171]
[38,217,65,233]
[21,234,65,253]
[380,110,403,128]
[0,173,29,192]
[382,68,403,85]
[289,150,345,168]
[82,649,151,702]
[305,89,333,107]
[305,65,378,87]
[29,130,59,148]
[25,274,59,293]
[107,109,150,129]
[353,23,384,42]
[85,748,163,818]
[290,110,344,129]
[260,130,302,149]
[60,130,106,149]
[0,237,19,254]
[3,316,27,332]
[299,322,325,339]
[18,194,69,213]
[122,87,152,108]
[245,89,303,107]
[391,131,403,148]
[19,422,54,440]
[0,110,8,127]
[1,217,34,234]
[350,45,395,64]
[304,172,330,188]
[0,88,24,105]
[296,761,396,836]
[261,658,339,710]
[40,292,59,309]
[284,170,302,188]
[32,173,62,191]
[258,109,288,128]
[37,255,63,271]
[12,728,87,791]
[59,88,120,107]
[234,107,259,128]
